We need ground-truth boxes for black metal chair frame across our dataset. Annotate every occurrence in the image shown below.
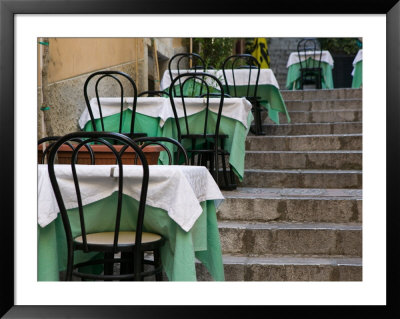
[132,136,189,165]
[47,131,164,281]
[222,54,265,136]
[296,38,323,90]
[168,72,236,190]
[83,70,146,140]
[168,53,206,97]
[38,136,95,165]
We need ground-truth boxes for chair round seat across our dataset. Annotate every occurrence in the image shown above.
[74,231,162,246]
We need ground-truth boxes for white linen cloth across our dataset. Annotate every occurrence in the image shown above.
[286,50,334,68]
[351,49,363,76]
[160,97,252,128]
[159,68,280,91]
[78,97,166,129]
[78,96,252,130]
[38,164,224,232]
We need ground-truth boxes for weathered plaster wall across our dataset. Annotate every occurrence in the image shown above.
[38,37,186,138]
[38,62,142,137]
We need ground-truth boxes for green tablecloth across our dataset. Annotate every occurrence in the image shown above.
[286,59,334,90]
[171,83,290,125]
[351,61,362,89]
[83,107,253,181]
[38,192,224,281]
[83,111,163,138]
[159,110,253,181]
[224,84,290,125]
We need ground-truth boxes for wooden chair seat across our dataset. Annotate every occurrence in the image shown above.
[74,231,162,246]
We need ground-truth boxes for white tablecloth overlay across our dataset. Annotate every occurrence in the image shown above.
[286,50,334,68]
[38,164,224,232]
[351,49,363,76]
[78,97,166,129]
[162,97,252,128]
[79,96,252,130]
[160,69,280,91]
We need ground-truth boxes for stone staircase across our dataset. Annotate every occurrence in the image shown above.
[197,88,362,281]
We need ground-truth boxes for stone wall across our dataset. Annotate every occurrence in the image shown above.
[268,38,303,89]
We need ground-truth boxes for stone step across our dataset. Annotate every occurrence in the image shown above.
[244,151,362,170]
[246,134,362,151]
[196,255,362,281]
[285,99,362,111]
[239,169,362,189]
[270,110,362,124]
[281,88,362,101]
[261,122,362,135]
[218,221,362,257]
[217,187,362,223]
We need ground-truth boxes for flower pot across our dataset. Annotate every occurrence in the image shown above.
[38,144,162,165]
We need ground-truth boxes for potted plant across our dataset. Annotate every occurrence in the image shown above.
[189,38,236,69]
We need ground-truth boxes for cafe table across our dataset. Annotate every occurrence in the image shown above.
[351,49,362,89]
[79,96,253,182]
[37,164,225,281]
[285,50,334,90]
[160,68,290,125]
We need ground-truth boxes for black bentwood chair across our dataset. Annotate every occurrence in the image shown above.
[47,132,164,281]
[83,70,147,140]
[168,72,236,190]
[133,136,189,165]
[222,54,265,135]
[38,136,95,164]
[168,53,206,97]
[296,38,323,90]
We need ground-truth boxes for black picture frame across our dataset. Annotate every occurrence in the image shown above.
[1,0,399,317]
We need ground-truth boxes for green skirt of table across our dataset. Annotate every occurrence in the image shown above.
[83,109,253,181]
[286,60,334,90]
[351,61,362,89]
[171,83,290,125]
[38,193,225,281]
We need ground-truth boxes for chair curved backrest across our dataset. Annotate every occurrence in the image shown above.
[47,132,149,278]
[168,72,225,143]
[132,136,189,165]
[38,136,95,164]
[138,90,169,97]
[222,54,261,101]
[168,53,206,97]
[83,70,139,137]
[297,38,322,70]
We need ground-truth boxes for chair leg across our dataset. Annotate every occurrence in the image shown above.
[318,72,322,89]
[250,102,265,136]
[219,151,237,190]
[66,245,74,281]
[104,252,114,280]
[198,153,203,166]
[191,139,196,165]
[214,148,219,187]
[141,252,145,281]
[209,151,215,180]
[120,251,134,280]
[229,164,236,187]
[299,73,303,90]
[154,249,163,281]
